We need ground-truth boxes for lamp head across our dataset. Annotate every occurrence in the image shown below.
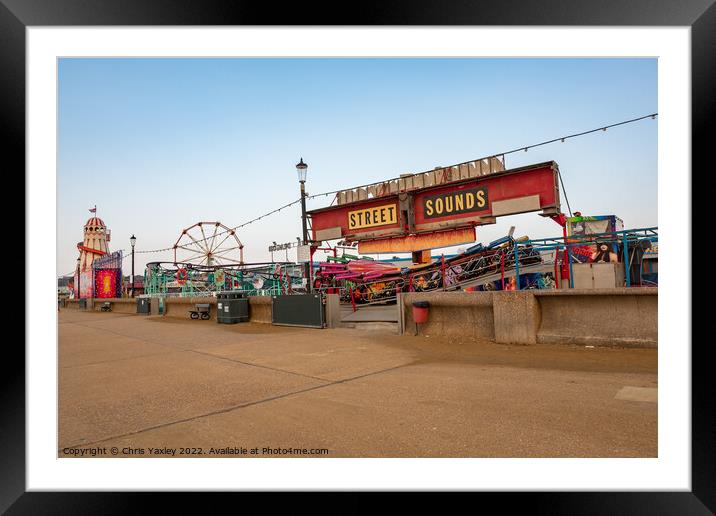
[296,157,308,182]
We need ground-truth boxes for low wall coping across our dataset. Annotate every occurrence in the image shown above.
[532,288,657,297]
[401,291,494,305]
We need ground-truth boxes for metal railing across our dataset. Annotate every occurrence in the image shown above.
[514,227,658,289]
[142,226,658,301]
[315,226,658,302]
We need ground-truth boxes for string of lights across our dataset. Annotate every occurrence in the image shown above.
[128,198,303,256]
[305,113,658,201]
[114,113,657,257]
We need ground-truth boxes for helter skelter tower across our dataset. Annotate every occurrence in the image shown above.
[76,207,111,272]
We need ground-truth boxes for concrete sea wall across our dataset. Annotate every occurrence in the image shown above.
[68,295,273,324]
[399,288,657,348]
[65,288,657,348]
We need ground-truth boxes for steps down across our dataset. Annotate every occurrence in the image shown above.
[340,304,399,333]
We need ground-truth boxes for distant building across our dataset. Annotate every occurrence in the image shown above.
[57,276,73,299]
[122,275,145,296]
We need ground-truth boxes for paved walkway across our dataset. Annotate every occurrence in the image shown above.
[58,310,657,458]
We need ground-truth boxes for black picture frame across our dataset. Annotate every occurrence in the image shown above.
[5,0,705,512]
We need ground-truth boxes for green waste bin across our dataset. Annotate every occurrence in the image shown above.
[136,297,151,314]
[217,292,249,324]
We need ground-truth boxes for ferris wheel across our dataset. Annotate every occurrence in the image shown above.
[173,221,244,266]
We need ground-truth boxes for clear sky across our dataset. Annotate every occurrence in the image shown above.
[57,57,657,276]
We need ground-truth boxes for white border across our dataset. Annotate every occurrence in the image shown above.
[29,27,690,491]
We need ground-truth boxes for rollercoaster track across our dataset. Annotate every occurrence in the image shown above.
[327,261,554,306]
[145,261,293,273]
[143,260,307,297]
[450,262,555,290]
[140,226,656,300]
[318,241,547,305]
[324,228,658,305]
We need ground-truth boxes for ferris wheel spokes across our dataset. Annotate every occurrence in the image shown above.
[208,231,232,257]
[207,223,220,255]
[173,221,244,265]
[211,244,243,257]
[184,230,209,254]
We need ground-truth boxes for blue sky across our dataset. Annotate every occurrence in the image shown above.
[57,58,657,276]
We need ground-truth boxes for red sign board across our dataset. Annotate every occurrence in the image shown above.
[412,162,559,228]
[358,227,477,254]
[308,161,561,251]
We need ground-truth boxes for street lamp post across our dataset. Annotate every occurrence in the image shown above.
[76,256,81,306]
[296,158,311,292]
[130,234,136,298]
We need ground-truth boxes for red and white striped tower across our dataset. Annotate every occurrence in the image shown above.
[76,206,110,271]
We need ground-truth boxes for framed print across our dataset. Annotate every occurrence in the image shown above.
[5,0,707,512]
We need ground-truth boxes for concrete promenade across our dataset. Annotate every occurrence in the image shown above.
[59,310,657,458]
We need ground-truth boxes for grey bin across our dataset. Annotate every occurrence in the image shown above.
[78,298,87,310]
[136,297,151,314]
[217,291,249,324]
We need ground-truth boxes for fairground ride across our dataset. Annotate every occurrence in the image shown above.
[143,261,305,297]
[313,226,658,306]
[173,221,244,266]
